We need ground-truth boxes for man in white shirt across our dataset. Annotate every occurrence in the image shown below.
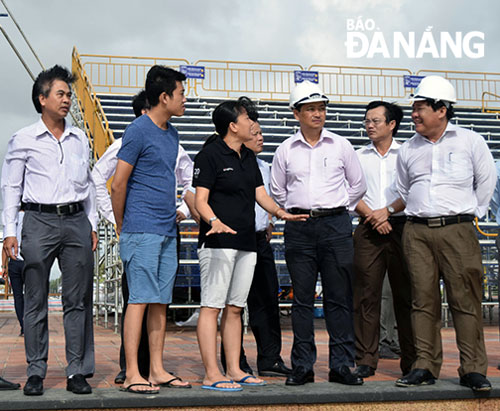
[352,101,415,379]
[1,65,98,396]
[395,75,496,391]
[92,90,197,384]
[271,81,366,386]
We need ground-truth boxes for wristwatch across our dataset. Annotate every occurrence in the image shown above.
[387,205,395,215]
[208,216,218,226]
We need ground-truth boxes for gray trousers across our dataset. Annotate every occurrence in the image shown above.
[21,210,94,378]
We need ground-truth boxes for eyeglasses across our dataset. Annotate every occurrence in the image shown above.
[362,118,385,126]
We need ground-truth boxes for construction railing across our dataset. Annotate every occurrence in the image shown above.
[482,91,500,113]
[416,69,500,107]
[72,47,115,160]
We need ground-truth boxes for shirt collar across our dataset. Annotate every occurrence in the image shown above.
[416,121,458,144]
[365,138,400,155]
[216,137,249,159]
[34,118,73,141]
[291,128,333,147]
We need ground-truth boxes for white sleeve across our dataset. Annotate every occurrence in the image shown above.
[90,140,121,224]
[270,145,288,207]
[471,135,497,218]
[1,133,26,238]
[175,145,194,198]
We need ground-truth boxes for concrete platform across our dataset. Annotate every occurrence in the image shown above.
[1,312,500,410]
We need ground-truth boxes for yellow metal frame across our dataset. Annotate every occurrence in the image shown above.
[72,47,114,159]
[482,91,500,113]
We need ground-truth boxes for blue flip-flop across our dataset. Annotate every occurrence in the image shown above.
[201,380,243,392]
[236,375,267,386]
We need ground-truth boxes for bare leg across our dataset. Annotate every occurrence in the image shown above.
[123,303,159,392]
[197,306,240,389]
[147,303,190,387]
[222,305,265,384]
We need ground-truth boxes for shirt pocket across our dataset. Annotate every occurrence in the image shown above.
[442,151,472,182]
[321,158,343,181]
[68,153,88,188]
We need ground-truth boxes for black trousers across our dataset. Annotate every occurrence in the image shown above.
[220,231,284,371]
[246,231,283,369]
[284,213,355,372]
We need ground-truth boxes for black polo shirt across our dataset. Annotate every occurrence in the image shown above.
[193,137,264,251]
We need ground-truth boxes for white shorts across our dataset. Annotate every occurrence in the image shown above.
[197,247,257,309]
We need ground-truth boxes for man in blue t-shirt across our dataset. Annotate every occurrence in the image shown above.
[111,66,191,393]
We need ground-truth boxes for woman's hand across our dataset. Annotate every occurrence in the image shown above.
[206,219,237,235]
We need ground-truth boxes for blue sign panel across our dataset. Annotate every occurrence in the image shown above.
[404,75,425,88]
[294,70,319,84]
[180,65,205,79]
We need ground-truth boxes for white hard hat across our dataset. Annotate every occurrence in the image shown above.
[410,75,456,105]
[289,81,329,109]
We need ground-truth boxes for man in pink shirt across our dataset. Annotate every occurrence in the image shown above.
[271,81,366,386]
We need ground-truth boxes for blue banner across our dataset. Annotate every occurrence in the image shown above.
[180,65,205,79]
[294,70,319,84]
[404,75,425,88]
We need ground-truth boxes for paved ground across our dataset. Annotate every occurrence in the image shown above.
[2,311,500,390]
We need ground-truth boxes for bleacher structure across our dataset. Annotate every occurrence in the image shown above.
[69,48,500,331]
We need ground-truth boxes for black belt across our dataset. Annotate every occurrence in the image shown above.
[407,214,474,228]
[23,202,84,216]
[288,207,346,218]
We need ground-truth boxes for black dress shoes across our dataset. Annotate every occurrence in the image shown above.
[114,370,126,384]
[0,376,20,390]
[24,375,43,396]
[67,374,92,394]
[329,365,363,385]
[353,365,375,378]
[460,372,492,392]
[259,361,293,377]
[285,367,314,386]
[396,368,435,387]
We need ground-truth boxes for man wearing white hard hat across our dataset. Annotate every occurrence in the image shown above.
[395,75,496,391]
[271,81,366,386]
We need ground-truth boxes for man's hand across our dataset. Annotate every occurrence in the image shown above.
[91,231,98,251]
[176,210,187,224]
[3,237,18,260]
[279,211,309,222]
[266,223,274,242]
[375,221,393,235]
[206,219,237,236]
[365,207,390,228]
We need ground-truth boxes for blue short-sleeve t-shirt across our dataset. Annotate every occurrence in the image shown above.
[117,114,179,237]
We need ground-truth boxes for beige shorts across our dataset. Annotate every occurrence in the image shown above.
[197,247,257,309]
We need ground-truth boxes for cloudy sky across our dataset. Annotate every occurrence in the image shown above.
[0,0,498,165]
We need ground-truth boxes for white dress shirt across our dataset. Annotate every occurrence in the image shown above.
[356,139,403,216]
[271,128,366,211]
[1,119,97,237]
[396,122,496,218]
[255,158,272,232]
[92,139,194,224]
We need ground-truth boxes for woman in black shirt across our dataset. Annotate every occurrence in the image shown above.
[193,97,306,391]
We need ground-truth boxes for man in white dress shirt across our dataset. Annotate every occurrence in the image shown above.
[271,81,366,386]
[92,89,196,384]
[395,75,496,391]
[1,65,97,396]
[352,101,415,379]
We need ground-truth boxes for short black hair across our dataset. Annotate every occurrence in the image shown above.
[145,65,186,107]
[422,98,455,121]
[132,90,151,118]
[32,65,74,113]
[365,101,404,136]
